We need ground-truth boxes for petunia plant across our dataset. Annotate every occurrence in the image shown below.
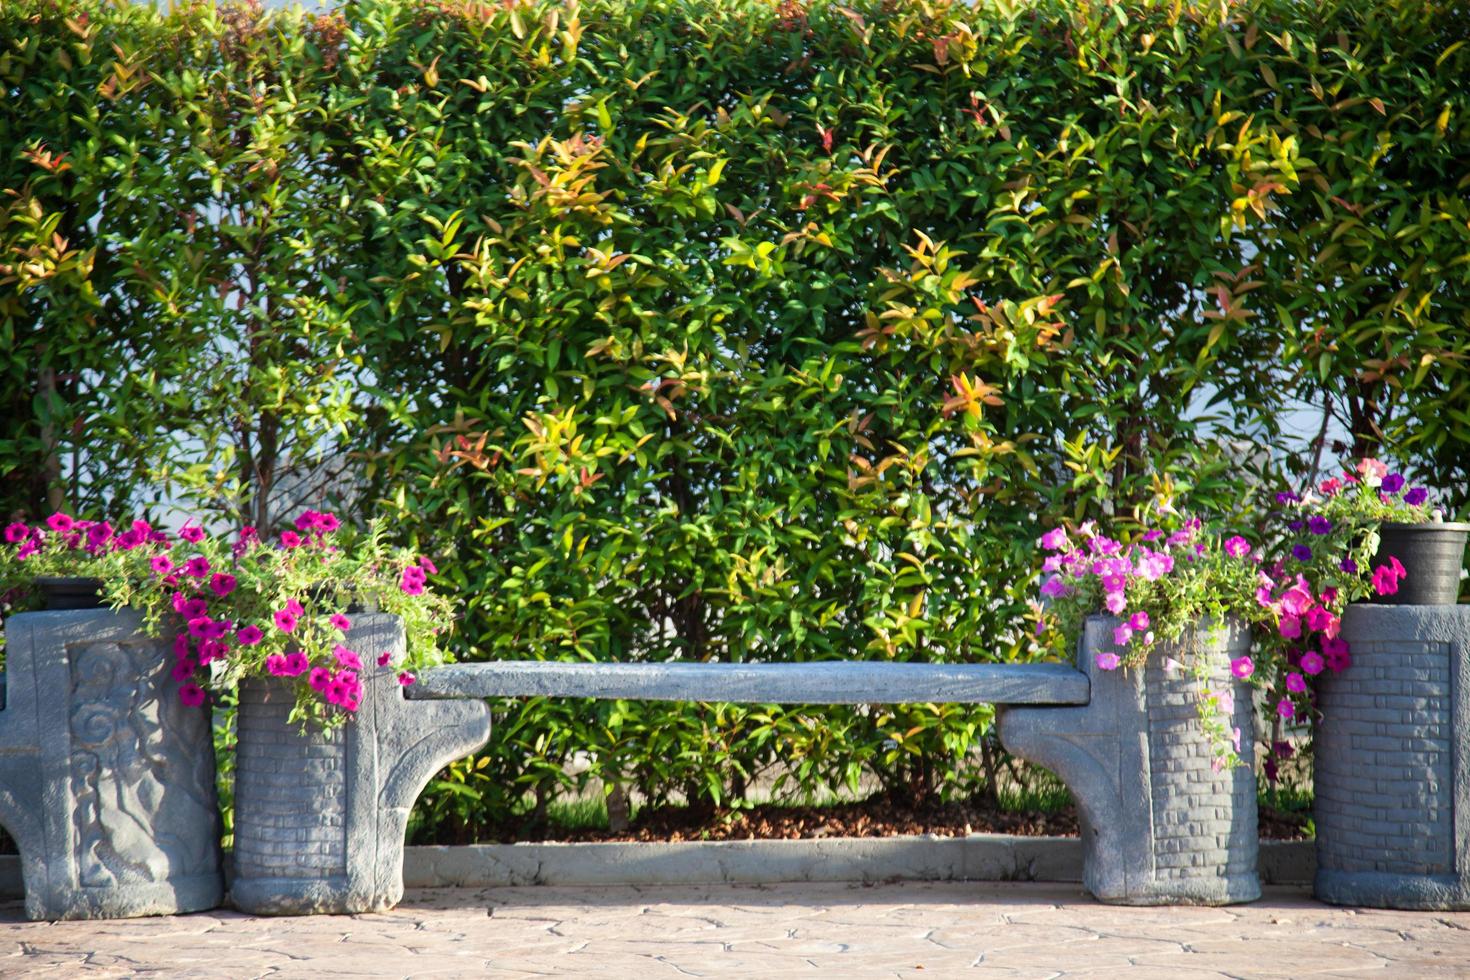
[0,510,454,726]
[1253,457,1438,736]
[1033,517,1269,767]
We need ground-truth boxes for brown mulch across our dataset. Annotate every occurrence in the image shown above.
[469,797,1314,845]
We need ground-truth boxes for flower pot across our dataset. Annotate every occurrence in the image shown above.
[0,608,223,919]
[35,576,105,610]
[998,616,1259,906]
[1314,604,1470,909]
[228,614,490,915]
[1373,522,1469,605]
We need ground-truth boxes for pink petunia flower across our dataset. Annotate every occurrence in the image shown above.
[46,512,74,533]
[210,573,237,597]
[397,672,416,686]
[330,613,352,632]
[184,556,211,578]
[1113,624,1133,646]
[333,645,362,670]
[1094,652,1121,671]
[316,512,341,533]
[179,523,206,543]
[1371,565,1400,596]
[273,610,299,634]
[197,640,228,664]
[1300,651,1325,676]
[418,555,438,574]
[1230,656,1254,679]
[3,522,28,543]
[285,597,304,616]
[1103,592,1126,615]
[236,624,264,646]
[1305,607,1333,633]
[1285,672,1307,693]
[178,683,207,707]
[400,567,426,596]
[1127,611,1150,631]
[1223,535,1251,558]
[151,554,176,576]
[1276,698,1295,720]
[187,616,214,639]
[1277,615,1302,640]
[280,530,302,549]
[283,651,310,676]
[308,667,333,692]
[266,654,292,676]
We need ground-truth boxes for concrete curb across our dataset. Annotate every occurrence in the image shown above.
[0,837,1315,902]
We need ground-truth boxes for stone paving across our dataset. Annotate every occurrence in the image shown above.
[4,882,1470,978]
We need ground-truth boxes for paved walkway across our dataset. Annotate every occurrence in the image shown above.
[5,882,1470,978]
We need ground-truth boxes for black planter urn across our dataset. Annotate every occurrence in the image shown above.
[1373,522,1469,605]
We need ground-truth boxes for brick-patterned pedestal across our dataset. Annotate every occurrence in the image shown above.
[999,617,1259,905]
[1315,604,1470,909]
[229,615,491,915]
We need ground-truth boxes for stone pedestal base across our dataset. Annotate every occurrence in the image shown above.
[228,615,490,915]
[1315,604,1470,910]
[0,610,223,920]
[999,617,1259,905]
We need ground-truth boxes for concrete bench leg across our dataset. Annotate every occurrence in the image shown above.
[230,614,491,915]
[0,610,224,920]
[997,617,1260,905]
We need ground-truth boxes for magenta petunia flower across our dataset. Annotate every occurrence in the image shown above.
[170,659,196,682]
[3,522,28,543]
[46,512,74,533]
[309,667,333,692]
[1300,651,1325,675]
[1103,592,1126,615]
[15,539,39,560]
[179,523,205,543]
[273,610,299,634]
[377,651,393,666]
[85,521,113,551]
[236,624,264,646]
[1322,637,1351,672]
[1230,656,1254,679]
[1277,615,1302,640]
[197,640,228,664]
[173,633,191,658]
[418,555,438,574]
[317,512,341,533]
[1285,672,1307,693]
[280,530,302,549]
[114,528,144,550]
[1094,652,1121,671]
[187,616,213,639]
[184,556,211,578]
[266,654,291,676]
[284,651,309,675]
[1276,698,1295,720]
[333,644,362,670]
[1113,624,1133,646]
[1305,607,1333,633]
[397,672,416,687]
[1127,611,1150,631]
[210,573,237,597]
[295,510,321,532]
[183,597,209,620]
[151,554,176,576]
[330,613,352,632]
[179,683,207,707]
[400,567,426,596]
[1223,535,1251,558]
[1371,565,1400,596]
[285,597,305,616]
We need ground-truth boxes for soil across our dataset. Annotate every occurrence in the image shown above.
[457,797,1314,846]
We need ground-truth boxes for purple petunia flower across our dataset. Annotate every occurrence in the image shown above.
[1381,473,1405,495]
[1306,515,1333,535]
[1292,544,1312,562]
[1404,487,1428,506]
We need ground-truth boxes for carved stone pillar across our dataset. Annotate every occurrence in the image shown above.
[0,610,224,920]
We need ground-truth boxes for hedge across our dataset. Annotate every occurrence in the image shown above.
[3,0,1467,834]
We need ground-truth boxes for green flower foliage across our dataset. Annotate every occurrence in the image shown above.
[3,0,1467,829]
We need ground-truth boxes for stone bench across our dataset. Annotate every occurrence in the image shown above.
[402,641,1260,906]
[1,610,1258,916]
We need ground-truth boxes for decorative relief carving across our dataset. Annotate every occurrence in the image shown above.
[69,638,219,888]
